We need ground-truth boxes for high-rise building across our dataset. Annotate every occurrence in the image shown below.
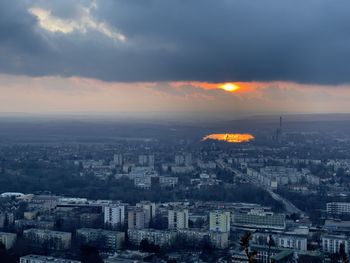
[128,207,146,229]
[175,155,185,166]
[185,153,192,166]
[138,155,154,167]
[136,201,156,226]
[168,209,189,230]
[113,154,123,166]
[103,204,126,228]
[209,211,231,233]
[138,155,148,166]
[148,155,155,167]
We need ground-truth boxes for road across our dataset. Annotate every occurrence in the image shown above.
[266,189,303,215]
[223,164,304,215]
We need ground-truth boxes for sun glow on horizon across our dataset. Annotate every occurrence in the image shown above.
[220,83,240,92]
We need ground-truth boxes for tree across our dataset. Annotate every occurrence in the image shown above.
[240,232,257,263]
[80,245,103,263]
[150,214,168,230]
[194,218,205,229]
[267,235,275,263]
[0,242,16,263]
[139,239,160,253]
[339,243,347,263]
[199,235,213,254]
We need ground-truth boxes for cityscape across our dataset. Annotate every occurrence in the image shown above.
[2,0,350,262]
[0,116,349,262]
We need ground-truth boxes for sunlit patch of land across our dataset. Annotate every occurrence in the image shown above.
[202,133,254,143]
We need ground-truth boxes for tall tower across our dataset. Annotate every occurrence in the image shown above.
[279,116,283,134]
[276,116,283,142]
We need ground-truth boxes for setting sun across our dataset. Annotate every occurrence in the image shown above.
[220,83,240,92]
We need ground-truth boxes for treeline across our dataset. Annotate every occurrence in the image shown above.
[0,162,283,210]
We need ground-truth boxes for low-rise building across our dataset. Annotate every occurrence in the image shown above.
[0,232,17,249]
[253,230,308,251]
[232,209,286,230]
[327,202,350,215]
[15,219,55,230]
[76,228,125,251]
[20,255,80,263]
[177,229,229,249]
[324,219,350,232]
[322,234,349,254]
[23,229,71,250]
[127,229,176,247]
[159,176,178,188]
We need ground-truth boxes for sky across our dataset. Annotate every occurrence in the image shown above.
[1,0,350,118]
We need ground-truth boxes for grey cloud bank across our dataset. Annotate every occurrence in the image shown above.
[1,0,350,84]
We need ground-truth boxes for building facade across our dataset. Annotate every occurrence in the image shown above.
[327,202,350,215]
[23,229,71,250]
[209,211,230,233]
[128,208,146,230]
[0,232,17,249]
[322,234,349,254]
[76,228,125,251]
[20,255,80,263]
[127,229,176,247]
[168,209,189,230]
[232,209,286,230]
[136,201,156,227]
[103,204,126,228]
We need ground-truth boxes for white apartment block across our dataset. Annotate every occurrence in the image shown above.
[168,209,189,230]
[209,211,231,233]
[104,204,126,227]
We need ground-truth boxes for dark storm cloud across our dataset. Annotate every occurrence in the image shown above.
[1,0,350,84]
[0,0,53,78]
